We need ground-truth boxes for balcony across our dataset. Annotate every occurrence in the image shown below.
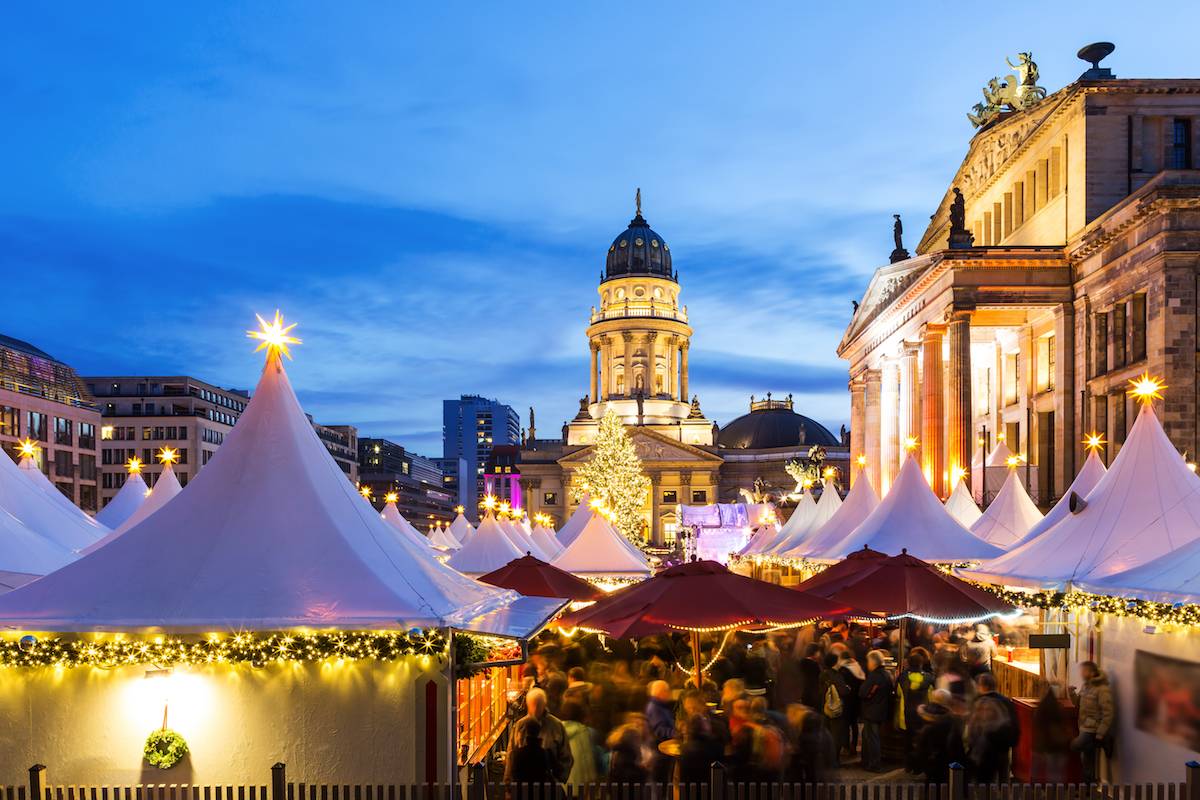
[590,302,688,324]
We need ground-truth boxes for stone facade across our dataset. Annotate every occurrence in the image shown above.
[843,76,1200,505]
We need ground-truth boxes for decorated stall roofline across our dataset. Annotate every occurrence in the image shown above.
[971,582,1200,627]
[0,629,450,669]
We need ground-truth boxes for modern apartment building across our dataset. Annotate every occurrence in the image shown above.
[358,437,454,527]
[312,422,359,483]
[1,334,101,511]
[441,395,520,518]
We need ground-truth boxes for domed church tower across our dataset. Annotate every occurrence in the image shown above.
[567,190,715,447]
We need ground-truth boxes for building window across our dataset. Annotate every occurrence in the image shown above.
[1036,335,1055,392]
[1093,312,1109,376]
[691,489,707,503]
[53,449,73,478]
[662,490,678,504]
[662,521,678,546]
[79,484,96,512]
[79,422,96,450]
[102,472,113,490]
[1003,353,1020,406]
[1112,303,1127,368]
[0,406,17,438]
[1171,118,1193,169]
[27,412,47,442]
[1129,293,1147,363]
[53,418,73,446]
[78,454,96,481]
[543,492,557,505]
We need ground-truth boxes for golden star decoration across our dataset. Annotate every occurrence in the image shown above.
[247,310,301,361]
[1083,432,1106,452]
[1127,373,1166,403]
[157,447,179,465]
[15,438,38,459]
[126,456,144,474]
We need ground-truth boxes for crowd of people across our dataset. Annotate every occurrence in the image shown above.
[500,620,1114,787]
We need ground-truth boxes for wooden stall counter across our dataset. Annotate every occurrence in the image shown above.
[1011,696,1083,783]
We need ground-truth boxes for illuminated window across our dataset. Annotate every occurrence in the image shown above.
[101,425,115,440]
[662,490,677,504]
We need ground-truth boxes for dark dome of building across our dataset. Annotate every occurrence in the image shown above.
[718,395,840,450]
[604,191,674,282]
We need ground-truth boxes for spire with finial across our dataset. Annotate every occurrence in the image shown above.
[635,187,642,218]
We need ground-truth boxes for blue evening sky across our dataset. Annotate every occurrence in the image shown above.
[3,4,1196,455]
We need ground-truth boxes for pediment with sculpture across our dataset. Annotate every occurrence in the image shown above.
[558,426,723,468]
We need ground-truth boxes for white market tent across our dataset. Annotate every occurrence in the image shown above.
[1015,449,1107,546]
[18,454,105,529]
[428,523,461,551]
[1080,535,1200,603]
[782,470,879,560]
[448,512,475,545]
[969,470,1044,548]
[749,492,815,556]
[530,523,563,558]
[0,506,75,590]
[381,501,437,550]
[0,351,521,631]
[0,447,104,551]
[500,517,548,559]
[796,485,843,545]
[551,509,651,578]
[81,464,184,555]
[94,470,148,529]
[944,478,983,528]
[556,494,592,547]
[822,455,1004,563]
[447,511,525,575]
[967,401,1200,589]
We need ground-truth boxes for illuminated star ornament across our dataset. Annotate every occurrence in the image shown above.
[1005,454,1026,469]
[157,447,179,465]
[855,454,868,468]
[359,485,373,500]
[126,456,144,474]
[247,310,302,361]
[1082,432,1106,452]
[384,491,399,503]
[15,438,38,459]
[903,436,919,452]
[1127,373,1166,404]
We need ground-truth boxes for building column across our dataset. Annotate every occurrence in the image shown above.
[921,324,946,497]
[849,374,867,486]
[679,343,689,402]
[509,474,522,510]
[664,337,676,399]
[946,310,973,487]
[880,358,900,494]
[864,369,883,493]
[589,341,599,403]
[645,331,658,395]
[622,333,634,396]
[898,342,921,465]
[599,336,610,399]
[1053,302,1076,498]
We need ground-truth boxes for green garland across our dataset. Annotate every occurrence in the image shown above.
[0,630,446,670]
[144,729,189,769]
[972,583,1200,627]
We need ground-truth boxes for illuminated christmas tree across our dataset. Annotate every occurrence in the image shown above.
[573,409,651,546]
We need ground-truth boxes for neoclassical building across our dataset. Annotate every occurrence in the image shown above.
[840,52,1200,505]
[520,196,848,545]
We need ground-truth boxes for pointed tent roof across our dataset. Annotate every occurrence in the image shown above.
[551,510,652,577]
[18,455,105,529]
[1080,535,1200,603]
[823,455,1004,563]
[428,523,461,550]
[381,501,436,550]
[753,492,816,555]
[796,485,843,546]
[531,524,563,558]
[448,513,475,545]
[94,471,148,529]
[0,350,513,631]
[944,478,983,528]
[1016,449,1107,546]
[556,494,592,547]
[0,449,104,551]
[968,403,1200,589]
[969,470,1043,548]
[81,464,184,555]
[0,505,75,584]
[500,518,548,559]
[783,470,879,560]
[447,511,526,575]
[974,439,1016,468]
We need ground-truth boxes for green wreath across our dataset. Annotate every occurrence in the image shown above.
[144,728,189,769]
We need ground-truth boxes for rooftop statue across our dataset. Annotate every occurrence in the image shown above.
[968,52,1047,129]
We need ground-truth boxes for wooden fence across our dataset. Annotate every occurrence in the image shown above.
[7,762,1200,800]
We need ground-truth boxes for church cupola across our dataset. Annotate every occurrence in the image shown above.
[603,188,676,283]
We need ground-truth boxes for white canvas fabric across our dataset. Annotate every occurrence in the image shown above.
[0,353,512,631]
[0,505,75,580]
[783,470,879,560]
[823,455,1004,562]
[500,518,547,559]
[428,524,462,550]
[1015,450,1107,546]
[749,492,816,556]
[968,404,1200,588]
[18,456,105,529]
[448,512,525,574]
[1081,535,1200,603]
[381,501,437,550]
[551,510,651,577]
[556,494,592,547]
[944,478,983,528]
[448,513,475,545]
[970,471,1043,548]
[530,524,563,558]
[0,448,104,551]
[81,465,184,555]
[94,471,149,529]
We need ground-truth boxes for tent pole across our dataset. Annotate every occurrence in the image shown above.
[691,630,703,690]
[447,627,457,797]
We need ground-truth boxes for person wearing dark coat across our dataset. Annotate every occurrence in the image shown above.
[508,719,557,786]
[974,672,1019,780]
[913,692,966,784]
[836,649,866,757]
[798,643,823,709]
[818,653,851,766]
[858,650,893,772]
[678,713,723,785]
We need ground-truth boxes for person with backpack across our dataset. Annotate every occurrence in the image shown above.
[818,652,851,766]
[859,650,894,772]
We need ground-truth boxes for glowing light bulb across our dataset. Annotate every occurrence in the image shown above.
[1128,373,1166,403]
[247,310,301,361]
[903,436,919,452]
[1005,454,1024,469]
[855,454,867,468]
[157,447,179,465]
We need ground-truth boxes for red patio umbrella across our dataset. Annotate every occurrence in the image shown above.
[793,545,888,596]
[479,554,605,601]
[558,559,865,687]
